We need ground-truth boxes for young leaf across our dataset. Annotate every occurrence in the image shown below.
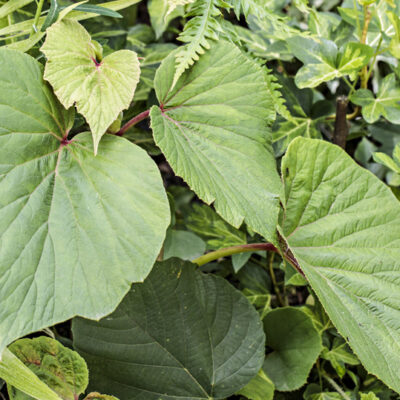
[150,41,282,244]
[351,74,400,124]
[0,349,60,400]
[373,143,400,174]
[288,37,373,88]
[8,337,88,400]
[72,258,265,400]
[41,20,140,153]
[0,49,170,353]
[263,307,322,391]
[321,337,359,379]
[281,137,400,393]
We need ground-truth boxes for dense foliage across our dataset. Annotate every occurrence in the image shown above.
[1,0,400,399]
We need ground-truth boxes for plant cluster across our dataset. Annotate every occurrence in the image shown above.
[1,0,400,399]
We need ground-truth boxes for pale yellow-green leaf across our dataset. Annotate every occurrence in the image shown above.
[41,20,140,153]
[0,0,33,19]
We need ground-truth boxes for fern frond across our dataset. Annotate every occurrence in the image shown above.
[263,68,292,120]
[172,0,229,87]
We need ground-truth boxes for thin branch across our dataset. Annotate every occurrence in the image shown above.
[333,96,349,149]
[31,0,45,35]
[116,109,150,136]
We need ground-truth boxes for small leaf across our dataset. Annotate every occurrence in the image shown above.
[8,337,88,400]
[41,20,140,153]
[281,137,400,393]
[263,307,322,391]
[321,337,359,378]
[73,258,265,400]
[150,40,282,244]
[351,74,400,124]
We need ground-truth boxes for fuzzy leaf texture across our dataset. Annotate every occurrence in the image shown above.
[281,137,400,393]
[8,337,88,400]
[150,41,282,244]
[72,259,265,400]
[0,49,170,353]
[41,19,140,153]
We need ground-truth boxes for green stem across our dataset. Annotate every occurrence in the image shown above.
[365,35,383,84]
[323,375,352,400]
[192,243,279,267]
[360,4,372,89]
[268,253,285,307]
[31,0,45,35]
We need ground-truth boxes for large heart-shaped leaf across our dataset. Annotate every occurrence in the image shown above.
[281,137,400,393]
[150,41,282,244]
[0,49,170,353]
[72,258,265,400]
[41,19,140,153]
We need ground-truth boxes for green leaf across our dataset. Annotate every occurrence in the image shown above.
[288,37,373,88]
[273,118,321,157]
[150,41,282,244]
[373,145,400,174]
[281,137,400,393]
[360,393,379,400]
[187,203,246,250]
[8,337,88,400]
[351,74,400,124]
[236,369,274,400]
[0,0,142,40]
[72,4,123,18]
[85,393,119,400]
[0,0,33,19]
[163,229,206,260]
[148,0,186,39]
[0,48,170,352]
[72,258,265,400]
[303,384,343,400]
[263,307,322,391]
[0,349,60,400]
[321,338,359,379]
[41,20,140,153]
[41,0,61,32]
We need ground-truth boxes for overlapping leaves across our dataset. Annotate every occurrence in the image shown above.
[0,48,170,353]
[73,259,265,400]
[281,137,400,392]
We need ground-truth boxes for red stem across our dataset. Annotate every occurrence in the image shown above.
[116,109,150,136]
